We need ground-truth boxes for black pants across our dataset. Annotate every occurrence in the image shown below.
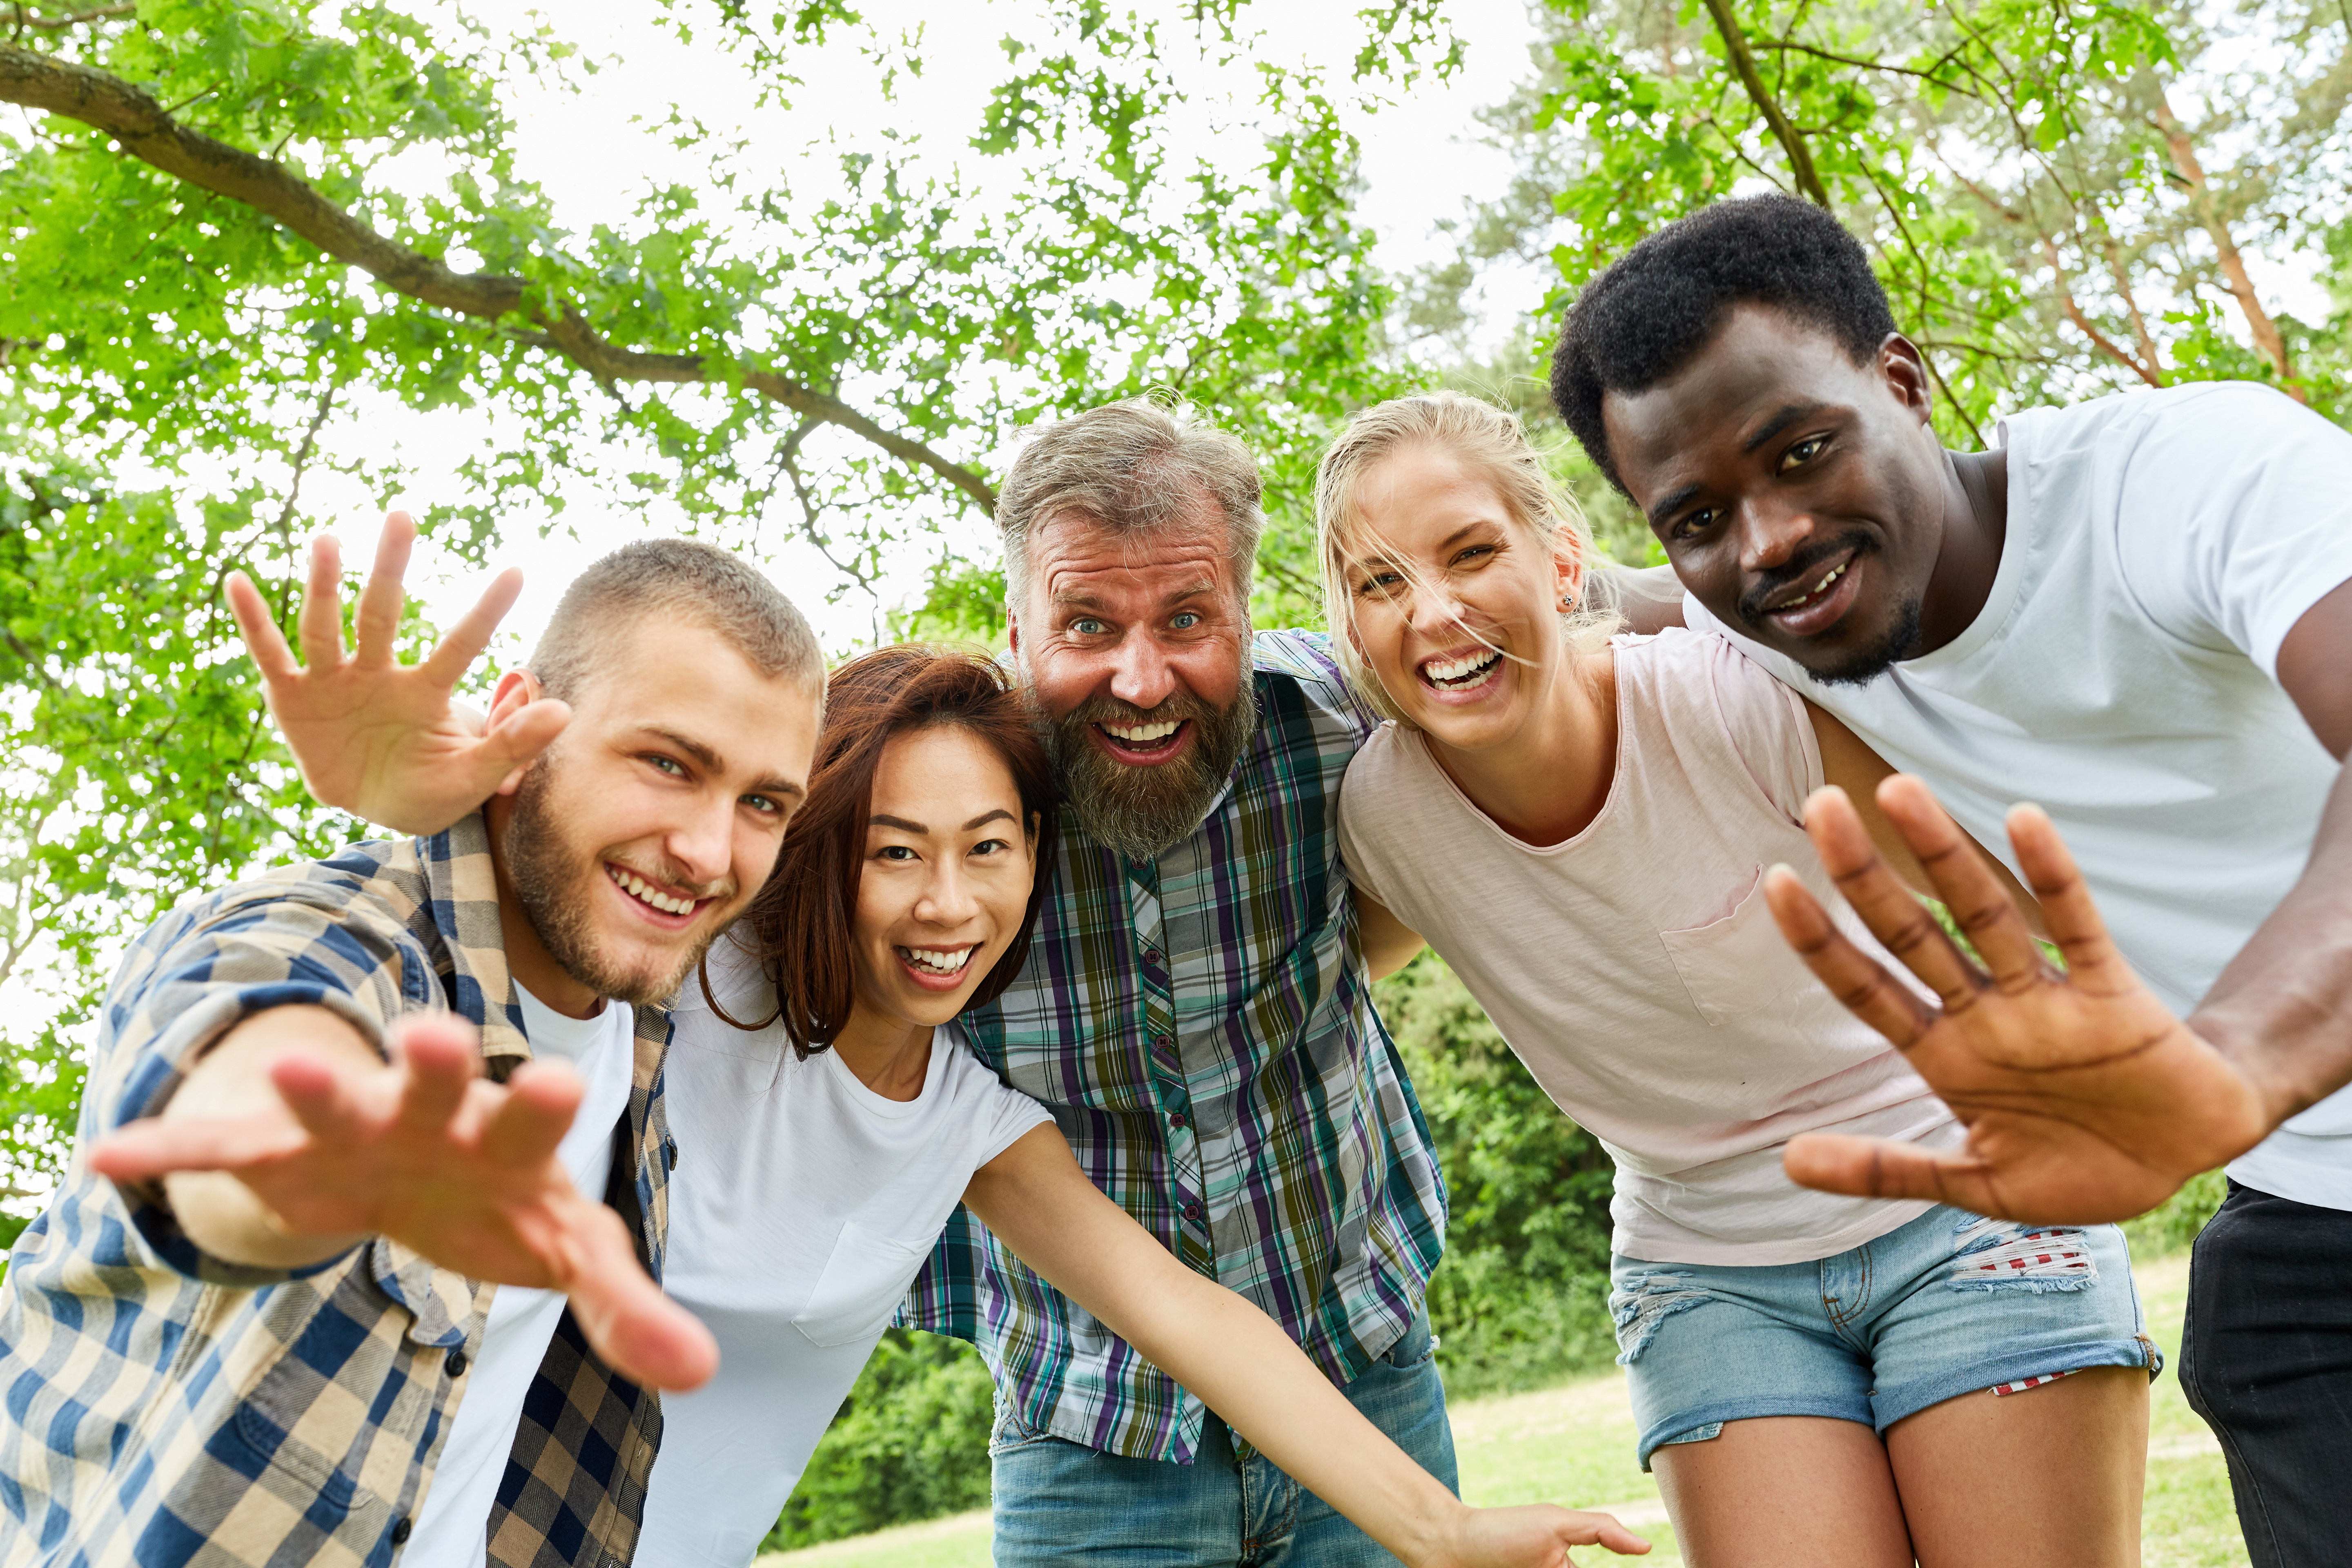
[2179,1180,2352,1568]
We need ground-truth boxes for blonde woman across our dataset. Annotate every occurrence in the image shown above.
[1320,393,2153,1568]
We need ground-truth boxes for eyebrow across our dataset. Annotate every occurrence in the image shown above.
[1741,402,1823,455]
[636,726,804,800]
[1645,482,1705,530]
[869,808,1020,835]
[1350,520,1499,573]
[1050,579,1218,611]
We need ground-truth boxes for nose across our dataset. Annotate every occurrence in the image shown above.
[662,794,738,892]
[1107,629,1179,712]
[913,855,980,929]
[1404,577,1469,638]
[1737,492,1821,574]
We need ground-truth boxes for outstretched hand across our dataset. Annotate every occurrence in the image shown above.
[89,1012,717,1392]
[1767,776,2268,1223]
[227,512,563,835]
[1430,1503,1649,1567]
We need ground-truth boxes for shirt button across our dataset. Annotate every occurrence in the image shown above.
[1182,1200,1205,1223]
[664,1137,679,1172]
[1169,1112,1188,1130]
[391,1517,413,1545]
[444,1348,469,1378]
[1141,947,1164,968]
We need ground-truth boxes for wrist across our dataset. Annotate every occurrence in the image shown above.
[2180,1008,2294,1162]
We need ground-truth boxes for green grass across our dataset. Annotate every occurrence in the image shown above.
[757,1250,2245,1568]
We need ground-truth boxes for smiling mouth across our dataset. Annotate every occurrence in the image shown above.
[1095,719,1190,764]
[1768,559,1849,615]
[1418,648,1501,693]
[606,862,703,918]
[896,944,979,989]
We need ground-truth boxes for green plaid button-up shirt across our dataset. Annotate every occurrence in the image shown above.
[901,630,1448,1462]
[0,813,675,1568]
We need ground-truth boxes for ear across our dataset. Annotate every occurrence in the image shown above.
[487,670,546,796]
[1551,523,1587,610]
[1005,604,1022,657]
[1879,333,1935,424]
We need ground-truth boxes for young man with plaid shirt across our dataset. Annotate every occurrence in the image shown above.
[0,537,823,1568]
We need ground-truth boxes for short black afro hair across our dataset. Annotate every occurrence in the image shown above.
[1551,194,1897,495]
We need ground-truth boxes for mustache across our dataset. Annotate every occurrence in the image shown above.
[605,853,735,904]
[1737,531,1879,627]
[1061,691,1217,732]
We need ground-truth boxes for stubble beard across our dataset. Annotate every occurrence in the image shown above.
[1735,530,1925,688]
[1032,681,1258,863]
[501,756,733,1007]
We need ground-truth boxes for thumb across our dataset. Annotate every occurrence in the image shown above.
[480,699,570,796]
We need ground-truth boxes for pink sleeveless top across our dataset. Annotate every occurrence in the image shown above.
[1339,628,1960,1265]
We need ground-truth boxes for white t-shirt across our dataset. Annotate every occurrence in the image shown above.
[1683,382,2352,1210]
[633,944,1054,1568]
[1339,628,1959,1265]
[402,984,639,1565]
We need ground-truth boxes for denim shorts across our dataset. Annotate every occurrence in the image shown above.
[1610,1205,2161,1470]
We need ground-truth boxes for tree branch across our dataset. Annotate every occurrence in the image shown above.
[2151,89,2301,400]
[1698,0,1830,206]
[2039,236,2163,388]
[17,3,134,29]
[0,44,1000,507]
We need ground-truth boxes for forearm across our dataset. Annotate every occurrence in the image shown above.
[2189,757,2352,1130]
[1087,1270,1464,1564]
[157,1007,377,1269]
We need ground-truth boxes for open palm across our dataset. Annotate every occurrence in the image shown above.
[226,512,566,835]
[1766,777,2268,1223]
[91,1013,716,1392]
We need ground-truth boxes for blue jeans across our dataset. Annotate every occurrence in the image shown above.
[1611,1205,2158,1470]
[987,1309,1457,1567]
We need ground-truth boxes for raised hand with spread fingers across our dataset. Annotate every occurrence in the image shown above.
[226,511,565,834]
[1766,775,2270,1223]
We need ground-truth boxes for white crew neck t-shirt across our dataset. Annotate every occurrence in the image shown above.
[1339,628,1959,1265]
[1683,381,2352,1210]
[634,943,1053,1568]
[401,983,638,1565]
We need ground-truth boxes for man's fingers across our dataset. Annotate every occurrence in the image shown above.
[387,1015,483,1135]
[1763,864,1937,1048]
[554,1205,720,1392]
[225,572,302,684]
[295,534,349,668]
[1878,775,2047,988]
[481,1061,584,1168]
[1562,1512,1651,1556]
[271,1051,372,1145]
[418,566,526,690]
[1801,788,1983,1007]
[86,1115,308,1181]
[1782,1132,1996,1207]
[353,512,416,668]
[476,698,571,784]
[2006,804,2134,993]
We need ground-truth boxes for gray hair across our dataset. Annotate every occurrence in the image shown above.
[530,537,825,706]
[995,399,1265,612]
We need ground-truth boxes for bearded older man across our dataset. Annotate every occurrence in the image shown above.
[891,401,1447,1566]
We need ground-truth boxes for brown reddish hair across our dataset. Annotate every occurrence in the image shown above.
[702,643,1060,1057]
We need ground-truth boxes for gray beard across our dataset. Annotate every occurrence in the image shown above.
[501,755,726,1007]
[1035,682,1258,862]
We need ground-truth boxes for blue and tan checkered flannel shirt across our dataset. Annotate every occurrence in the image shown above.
[901,630,1449,1462]
[0,813,677,1568]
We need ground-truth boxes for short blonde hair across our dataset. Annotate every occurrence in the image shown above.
[1314,392,1622,725]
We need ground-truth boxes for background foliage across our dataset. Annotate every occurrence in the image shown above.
[0,0,2330,1544]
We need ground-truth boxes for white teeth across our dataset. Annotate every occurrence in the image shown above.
[901,947,974,974]
[609,864,695,916]
[1782,563,1847,611]
[1104,721,1180,743]
[1421,650,1500,687]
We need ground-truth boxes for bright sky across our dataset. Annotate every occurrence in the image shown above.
[298,0,1543,663]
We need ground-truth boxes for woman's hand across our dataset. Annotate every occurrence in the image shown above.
[227,511,569,834]
[1426,1501,1650,1567]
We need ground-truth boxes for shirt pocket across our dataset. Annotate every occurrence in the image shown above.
[793,1221,933,1349]
[1657,866,1811,1028]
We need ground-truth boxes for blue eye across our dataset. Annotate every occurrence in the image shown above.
[1171,612,1200,629]
[1071,617,1107,635]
